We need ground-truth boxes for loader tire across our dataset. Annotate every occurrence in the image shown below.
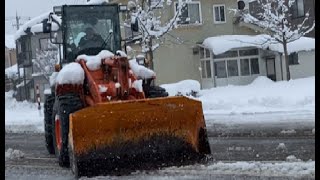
[144,86,168,98]
[198,127,211,155]
[44,94,55,155]
[52,94,83,167]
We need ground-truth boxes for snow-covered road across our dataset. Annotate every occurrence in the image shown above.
[5,133,315,180]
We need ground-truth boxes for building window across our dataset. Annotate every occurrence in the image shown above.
[240,58,250,76]
[250,58,260,74]
[291,0,304,19]
[175,2,202,25]
[239,48,258,56]
[200,47,211,58]
[213,5,226,23]
[200,60,212,78]
[213,50,238,59]
[289,52,299,65]
[227,60,238,77]
[214,61,227,78]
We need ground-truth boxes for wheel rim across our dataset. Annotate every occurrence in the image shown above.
[55,115,62,151]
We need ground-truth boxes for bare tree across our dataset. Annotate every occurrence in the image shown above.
[235,0,314,80]
[32,43,59,81]
[126,0,191,70]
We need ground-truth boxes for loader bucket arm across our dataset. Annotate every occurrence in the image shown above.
[68,96,210,177]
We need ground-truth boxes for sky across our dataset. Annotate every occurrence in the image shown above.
[5,0,87,34]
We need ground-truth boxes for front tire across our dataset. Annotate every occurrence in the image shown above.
[44,94,55,154]
[52,94,83,167]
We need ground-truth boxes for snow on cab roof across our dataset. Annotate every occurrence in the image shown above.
[203,34,315,55]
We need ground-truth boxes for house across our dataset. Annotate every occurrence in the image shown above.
[119,0,315,89]
[5,34,18,92]
[200,34,314,88]
[119,0,260,86]
[14,12,59,102]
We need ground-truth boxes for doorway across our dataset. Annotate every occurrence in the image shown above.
[266,58,276,81]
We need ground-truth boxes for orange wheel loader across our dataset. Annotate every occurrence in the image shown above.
[42,4,211,178]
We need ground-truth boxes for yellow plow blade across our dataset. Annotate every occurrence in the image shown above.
[68,96,210,177]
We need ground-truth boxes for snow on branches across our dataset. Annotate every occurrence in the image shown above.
[32,43,59,81]
[232,0,314,80]
[237,0,314,44]
[127,0,191,52]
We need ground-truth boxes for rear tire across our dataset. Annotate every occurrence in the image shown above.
[52,94,83,167]
[44,94,55,155]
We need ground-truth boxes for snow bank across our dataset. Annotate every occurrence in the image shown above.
[160,80,200,96]
[5,91,44,133]
[203,35,315,55]
[199,76,315,114]
[5,34,16,49]
[5,148,25,161]
[56,63,84,85]
[129,59,156,79]
[76,50,114,71]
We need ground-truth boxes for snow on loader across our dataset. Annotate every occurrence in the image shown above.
[43,4,210,177]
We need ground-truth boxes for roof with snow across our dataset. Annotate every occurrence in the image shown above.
[5,34,16,49]
[203,35,315,55]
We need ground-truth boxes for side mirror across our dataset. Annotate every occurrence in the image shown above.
[131,17,139,32]
[42,19,52,33]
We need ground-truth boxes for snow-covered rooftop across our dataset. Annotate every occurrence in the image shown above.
[5,34,16,49]
[203,35,315,55]
[5,64,18,78]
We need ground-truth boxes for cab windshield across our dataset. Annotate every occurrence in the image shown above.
[63,5,120,61]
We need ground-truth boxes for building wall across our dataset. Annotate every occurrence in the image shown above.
[152,0,258,85]
[5,47,17,68]
[289,51,315,79]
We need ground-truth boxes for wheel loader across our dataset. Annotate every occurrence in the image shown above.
[43,4,210,178]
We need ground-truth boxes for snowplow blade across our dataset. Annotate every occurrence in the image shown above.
[68,96,211,177]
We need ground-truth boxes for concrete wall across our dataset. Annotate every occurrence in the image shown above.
[289,51,315,79]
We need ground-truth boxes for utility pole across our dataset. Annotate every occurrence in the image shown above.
[12,11,23,30]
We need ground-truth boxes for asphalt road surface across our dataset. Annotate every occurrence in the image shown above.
[5,132,314,180]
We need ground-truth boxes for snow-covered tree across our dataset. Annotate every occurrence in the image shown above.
[126,0,190,70]
[235,0,314,80]
[32,43,59,81]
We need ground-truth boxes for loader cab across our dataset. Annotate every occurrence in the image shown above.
[60,4,122,64]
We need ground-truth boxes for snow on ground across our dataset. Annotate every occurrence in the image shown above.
[5,148,25,161]
[5,91,44,133]
[160,80,200,96]
[5,76,314,133]
[80,160,314,179]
